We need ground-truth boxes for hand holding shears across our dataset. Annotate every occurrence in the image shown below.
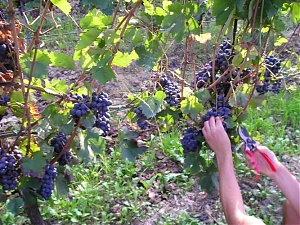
[238,126,277,179]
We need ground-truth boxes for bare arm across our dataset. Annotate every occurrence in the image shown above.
[247,146,300,217]
[203,117,265,225]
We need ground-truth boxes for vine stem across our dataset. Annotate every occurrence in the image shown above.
[181,37,189,98]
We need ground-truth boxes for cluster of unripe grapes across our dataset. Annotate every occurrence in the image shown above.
[70,92,112,137]
[0,147,22,191]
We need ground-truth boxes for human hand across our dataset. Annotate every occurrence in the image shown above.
[202,117,231,157]
[245,145,281,178]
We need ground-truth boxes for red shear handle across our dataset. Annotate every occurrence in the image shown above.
[245,150,260,179]
[259,152,277,172]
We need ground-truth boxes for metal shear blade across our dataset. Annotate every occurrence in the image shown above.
[238,126,258,152]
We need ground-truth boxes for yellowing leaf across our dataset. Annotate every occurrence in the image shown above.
[274,36,288,47]
[112,50,139,67]
[50,0,72,15]
[193,33,212,44]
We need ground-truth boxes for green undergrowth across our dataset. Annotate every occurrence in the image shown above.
[1,88,299,224]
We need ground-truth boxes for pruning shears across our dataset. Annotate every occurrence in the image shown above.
[238,126,277,179]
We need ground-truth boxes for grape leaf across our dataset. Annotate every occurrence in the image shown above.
[181,96,203,119]
[92,65,116,85]
[22,151,47,177]
[291,2,300,24]
[7,197,24,215]
[212,0,235,25]
[76,28,102,50]
[198,173,215,194]
[50,0,71,15]
[0,190,7,203]
[48,51,76,70]
[112,50,139,67]
[121,139,147,163]
[78,132,94,163]
[120,126,139,140]
[140,97,163,119]
[80,9,112,29]
[86,127,106,154]
[195,89,210,103]
[55,174,69,197]
[184,152,205,174]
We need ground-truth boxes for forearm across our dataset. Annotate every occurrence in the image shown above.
[216,153,247,224]
[271,163,300,216]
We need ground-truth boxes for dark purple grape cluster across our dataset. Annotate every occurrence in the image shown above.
[70,94,91,118]
[202,94,232,122]
[180,128,202,157]
[0,8,7,22]
[134,107,149,130]
[90,92,112,137]
[214,39,233,72]
[264,55,281,77]
[0,147,22,192]
[50,132,71,166]
[256,56,282,95]
[0,42,15,73]
[158,74,181,106]
[271,80,282,94]
[192,63,213,89]
[0,95,10,106]
[37,164,57,200]
[256,81,270,94]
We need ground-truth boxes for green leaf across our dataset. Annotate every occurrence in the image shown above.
[229,92,249,107]
[181,96,203,119]
[22,151,47,177]
[274,36,288,47]
[7,197,24,215]
[0,190,7,203]
[236,0,247,12]
[195,89,210,103]
[184,152,205,174]
[55,174,69,197]
[212,0,235,25]
[80,9,112,29]
[81,115,95,129]
[92,65,116,85]
[199,173,216,194]
[23,50,51,79]
[121,139,147,163]
[86,128,106,154]
[48,51,76,70]
[112,50,139,67]
[50,0,71,15]
[120,126,139,140]
[76,28,102,50]
[291,2,300,24]
[140,96,164,119]
[78,132,94,163]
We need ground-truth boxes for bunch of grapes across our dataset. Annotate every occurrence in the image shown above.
[158,74,181,106]
[0,8,6,22]
[0,147,22,192]
[180,128,202,157]
[134,107,149,130]
[50,132,71,166]
[271,80,282,94]
[90,92,112,137]
[264,55,281,76]
[214,39,234,72]
[0,95,10,106]
[192,63,213,89]
[70,94,91,118]
[0,42,15,73]
[201,94,232,130]
[37,164,57,200]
